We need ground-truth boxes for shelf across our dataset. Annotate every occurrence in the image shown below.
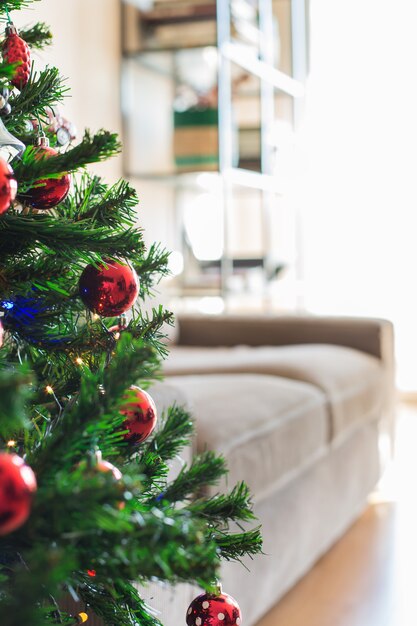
[224,167,284,193]
[121,0,308,305]
[127,167,284,193]
[124,44,215,56]
[138,4,216,25]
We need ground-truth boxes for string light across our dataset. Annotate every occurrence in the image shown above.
[114,332,121,341]
[75,357,84,365]
[45,385,63,413]
[7,440,16,447]
[92,313,100,321]
[76,613,88,624]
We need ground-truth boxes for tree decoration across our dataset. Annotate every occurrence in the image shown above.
[2,22,31,90]
[79,258,140,317]
[96,457,122,482]
[0,453,37,536]
[0,87,11,116]
[120,386,158,444]
[186,590,242,626]
[47,108,77,146]
[0,318,4,347]
[25,136,71,209]
[0,155,17,214]
[0,118,25,163]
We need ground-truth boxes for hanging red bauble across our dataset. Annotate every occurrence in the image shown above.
[0,156,17,215]
[0,453,37,536]
[79,259,140,317]
[2,23,31,89]
[186,591,242,626]
[25,138,71,209]
[120,386,157,444]
[0,318,3,347]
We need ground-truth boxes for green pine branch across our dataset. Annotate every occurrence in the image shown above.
[0,362,32,439]
[30,334,160,476]
[162,451,227,502]
[189,482,256,525]
[63,177,139,227]
[14,130,121,191]
[8,66,68,126]
[0,0,40,12]
[0,214,146,266]
[214,528,263,560]
[143,405,194,465]
[20,22,53,49]
[79,581,162,626]
[135,244,171,294]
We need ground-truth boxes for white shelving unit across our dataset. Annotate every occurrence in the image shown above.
[121,0,308,312]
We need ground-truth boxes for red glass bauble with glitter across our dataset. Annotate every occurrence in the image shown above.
[26,140,71,209]
[0,453,37,536]
[0,157,17,215]
[79,258,140,317]
[120,386,157,444]
[186,592,242,626]
[2,23,31,89]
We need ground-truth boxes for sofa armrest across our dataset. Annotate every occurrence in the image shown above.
[177,313,394,363]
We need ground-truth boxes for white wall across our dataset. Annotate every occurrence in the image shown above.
[302,0,417,391]
[17,0,122,180]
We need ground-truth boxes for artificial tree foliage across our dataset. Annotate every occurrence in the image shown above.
[0,3,262,626]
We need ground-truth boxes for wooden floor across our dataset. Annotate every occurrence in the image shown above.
[256,402,417,626]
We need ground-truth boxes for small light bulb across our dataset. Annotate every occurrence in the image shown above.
[7,440,16,447]
[92,314,100,321]
[114,332,120,340]
[77,613,88,624]
[45,385,54,395]
[75,357,84,365]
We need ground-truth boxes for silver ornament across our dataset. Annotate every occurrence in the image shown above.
[56,126,71,146]
[22,119,34,134]
[0,96,6,110]
[0,118,25,163]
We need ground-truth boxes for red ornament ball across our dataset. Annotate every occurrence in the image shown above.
[0,157,17,215]
[0,453,37,536]
[120,386,157,444]
[2,25,31,89]
[0,319,3,347]
[79,259,140,317]
[26,145,71,209]
[186,592,242,626]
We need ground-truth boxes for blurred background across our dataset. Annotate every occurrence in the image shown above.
[17,0,417,394]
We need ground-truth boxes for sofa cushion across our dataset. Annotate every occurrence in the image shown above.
[163,344,384,442]
[165,373,328,501]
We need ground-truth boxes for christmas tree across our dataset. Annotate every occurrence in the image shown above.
[0,2,262,625]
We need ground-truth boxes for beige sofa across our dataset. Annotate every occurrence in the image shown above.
[146,313,395,626]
